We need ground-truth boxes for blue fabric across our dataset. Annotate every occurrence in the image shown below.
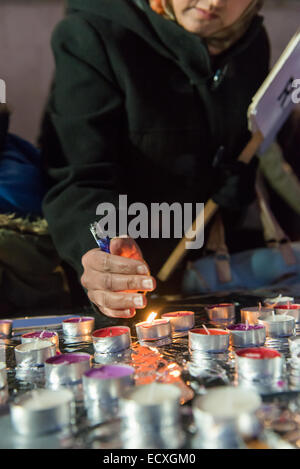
[0,134,45,216]
[183,242,300,294]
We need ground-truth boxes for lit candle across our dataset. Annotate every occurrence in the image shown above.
[258,314,295,338]
[10,388,74,436]
[205,303,235,324]
[274,304,300,323]
[21,330,59,347]
[45,352,91,388]
[92,326,131,354]
[188,327,230,353]
[227,323,266,348]
[161,311,195,332]
[15,340,56,368]
[136,312,171,341]
[83,365,135,424]
[62,316,95,337]
[236,347,284,381]
[0,320,13,337]
[240,306,271,325]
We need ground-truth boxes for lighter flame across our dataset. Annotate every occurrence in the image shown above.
[146,312,157,323]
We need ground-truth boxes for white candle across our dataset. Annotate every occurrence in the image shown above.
[195,386,261,420]
[10,388,74,435]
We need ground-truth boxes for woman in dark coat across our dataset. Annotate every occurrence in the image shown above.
[41,0,269,318]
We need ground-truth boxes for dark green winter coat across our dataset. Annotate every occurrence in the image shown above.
[41,0,270,280]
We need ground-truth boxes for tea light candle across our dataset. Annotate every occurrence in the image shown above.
[21,330,59,347]
[236,347,285,381]
[258,314,295,338]
[45,352,91,388]
[288,335,300,357]
[264,294,294,307]
[193,386,262,446]
[15,340,56,368]
[83,365,135,423]
[62,316,95,337]
[205,303,235,324]
[161,311,195,332]
[240,307,271,325]
[274,304,300,323]
[10,388,74,436]
[120,382,183,449]
[0,362,7,389]
[0,320,13,337]
[136,312,171,341]
[92,326,131,354]
[189,327,230,353]
[227,323,266,348]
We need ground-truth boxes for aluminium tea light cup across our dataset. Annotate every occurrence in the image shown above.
[119,382,183,449]
[161,311,195,332]
[83,365,135,423]
[264,295,294,307]
[0,320,13,337]
[21,330,59,347]
[240,307,271,325]
[192,386,262,447]
[189,328,230,353]
[205,303,235,324]
[92,326,131,354]
[274,304,300,323]
[235,347,285,382]
[0,362,7,389]
[258,314,295,338]
[227,323,266,348]
[136,318,172,341]
[288,335,300,357]
[45,352,91,388]
[10,388,74,436]
[14,340,56,368]
[62,316,95,337]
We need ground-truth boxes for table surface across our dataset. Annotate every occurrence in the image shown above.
[2,286,300,449]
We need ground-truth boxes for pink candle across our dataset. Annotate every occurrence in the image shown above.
[161,311,195,332]
[135,318,171,341]
[62,316,94,337]
[189,328,230,353]
[92,326,131,353]
[274,304,300,323]
[236,348,281,359]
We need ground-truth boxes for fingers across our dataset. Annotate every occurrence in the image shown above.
[87,290,147,313]
[81,270,156,293]
[82,249,149,276]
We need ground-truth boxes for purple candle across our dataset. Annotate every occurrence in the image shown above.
[83,365,135,411]
[85,365,134,380]
[45,352,91,387]
[62,316,95,337]
[22,330,59,347]
[227,323,266,348]
[227,324,264,331]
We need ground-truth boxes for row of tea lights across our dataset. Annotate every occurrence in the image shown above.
[1,293,300,445]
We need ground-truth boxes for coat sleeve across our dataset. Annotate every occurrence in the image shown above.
[41,14,124,276]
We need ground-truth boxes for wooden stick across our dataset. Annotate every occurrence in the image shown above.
[157,131,264,282]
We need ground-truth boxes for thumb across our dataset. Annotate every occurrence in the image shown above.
[110,235,144,261]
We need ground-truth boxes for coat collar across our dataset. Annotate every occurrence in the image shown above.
[67,0,265,84]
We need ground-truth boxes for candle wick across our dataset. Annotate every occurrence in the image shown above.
[258,302,261,311]
[202,324,210,335]
[246,320,249,330]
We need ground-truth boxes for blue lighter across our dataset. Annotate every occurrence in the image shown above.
[90,222,111,253]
